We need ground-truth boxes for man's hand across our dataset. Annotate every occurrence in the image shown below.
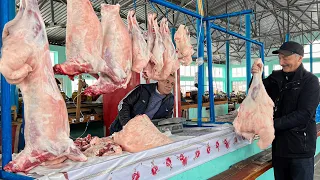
[251,59,263,74]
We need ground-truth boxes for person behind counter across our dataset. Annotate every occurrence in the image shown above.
[109,74,175,135]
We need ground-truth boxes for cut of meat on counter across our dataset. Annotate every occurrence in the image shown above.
[53,0,103,80]
[233,58,275,150]
[83,4,132,96]
[174,25,194,66]
[113,114,173,153]
[0,0,87,173]
[74,134,122,157]
[127,10,151,73]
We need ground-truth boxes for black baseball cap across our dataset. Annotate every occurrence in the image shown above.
[272,41,304,57]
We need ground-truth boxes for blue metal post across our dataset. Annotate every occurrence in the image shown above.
[196,0,204,127]
[171,28,176,47]
[203,10,253,21]
[245,14,251,92]
[210,24,262,46]
[1,0,13,169]
[206,21,215,123]
[310,43,313,72]
[285,33,290,42]
[226,40,230,98]
[149,0,202,18]
[260,44,265,78]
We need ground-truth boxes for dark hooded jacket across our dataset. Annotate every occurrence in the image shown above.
[109,83,174,134]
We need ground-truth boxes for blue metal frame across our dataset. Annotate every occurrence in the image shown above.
[226,41,230,98]
[203,10,253,21]
[245,14,251,92]
[196,0,205,126]
[206,21,215,123]
[285,33,290,42]
[146,0,263,125]
[210,24,263,46]
[260,44,265,78]
[149,0,202,18]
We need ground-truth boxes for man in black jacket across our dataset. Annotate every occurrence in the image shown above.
[109,74,175,135]
[251,41,320,180]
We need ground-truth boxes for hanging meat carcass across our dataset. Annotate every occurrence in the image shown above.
[142,13,165,80]
[83,4,132,96]
[156,18,179,80]
[0,0,87,172]
[127,10,151,73]
[174,24,194,66]
[233,58,275,149]
[53,0,104,80]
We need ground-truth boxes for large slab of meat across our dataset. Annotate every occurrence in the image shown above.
[233,58,275,149]
[53,0,103,80]
[143,13,165,80]
[174,25,194,66]
[0,0,87,173]
[113,115,173,152]
[152,18,179,80]
[127,10,150,73]
[83,4,132,96]
[74,134,122,157]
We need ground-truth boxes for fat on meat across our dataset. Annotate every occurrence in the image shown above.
[233,58,275,149]
[113,114,173,153]
[127,10,150,73]
[0,0,87,173]
[174,24,194,66]
[53,0,104,80]
[84,4,132,96]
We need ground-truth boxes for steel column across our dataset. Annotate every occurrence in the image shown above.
[206,21,215,123]
[196,0,204,127]
[203,10,253,21]
[285,33,290,42]
[245,14,251,92]
[226,40,230,98]
[260,43,265,78]
[310,43,313,72]
[1,0,13,169]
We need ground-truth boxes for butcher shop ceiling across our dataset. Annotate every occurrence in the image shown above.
[18,0,320,63]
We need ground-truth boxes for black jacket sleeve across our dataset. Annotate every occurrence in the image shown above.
[274,75,320,131]
[118,85,141,126]
[167,96,175,118]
